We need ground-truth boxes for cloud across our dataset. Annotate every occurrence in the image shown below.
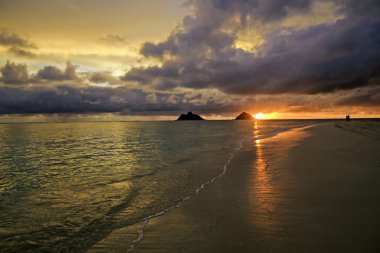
[146,93,158,104]
[0,77,379,115]
[337,86,380,107]
[1,1,379,117]
[166,94,177,104]
[0,61,29,84]
[0,64,242,113]
[0,61,78,84]
[124,0,380,95]
[88,72,118,84]
[0,84,130,113]
[36,62,78,80]
[99,34,128,47]
[0,29,35,48]
[335,0,380,17]
[0,29,37,57]
[189,0,312,23]
[7,47,36,57]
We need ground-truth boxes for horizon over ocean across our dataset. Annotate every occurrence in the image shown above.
[0,119,375,252]
[0,112,379,124]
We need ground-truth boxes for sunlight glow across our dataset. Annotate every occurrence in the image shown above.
[254,113,265,120]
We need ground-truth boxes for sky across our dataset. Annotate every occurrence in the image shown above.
[0,0,379,120]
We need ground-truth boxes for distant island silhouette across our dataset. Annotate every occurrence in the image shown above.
[177,111,204,120]
[235,112,253,120]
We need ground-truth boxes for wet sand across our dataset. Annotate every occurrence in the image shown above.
[92,123,380,253]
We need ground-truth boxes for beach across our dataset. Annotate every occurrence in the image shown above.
[1,121,379,252]
[0,120,305,252]
[94,123,380,253]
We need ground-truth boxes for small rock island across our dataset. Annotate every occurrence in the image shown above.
[177,111,204,120]
[235,112,253,120]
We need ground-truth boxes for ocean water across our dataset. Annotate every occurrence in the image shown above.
[0,120,328,252]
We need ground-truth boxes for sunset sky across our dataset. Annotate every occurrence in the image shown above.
[0,0,379,120]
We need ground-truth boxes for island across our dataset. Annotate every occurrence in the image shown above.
[177,111,204,120]
[235,112,253,120]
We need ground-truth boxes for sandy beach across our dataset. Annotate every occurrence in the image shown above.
[91,123,380,253]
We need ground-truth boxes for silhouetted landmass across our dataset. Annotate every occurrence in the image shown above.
[235,112,253,120]
[346,115,351,121]
[177,111,204,120]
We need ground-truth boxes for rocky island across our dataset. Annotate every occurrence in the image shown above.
[177,111,204,120]
[235,112,253,120]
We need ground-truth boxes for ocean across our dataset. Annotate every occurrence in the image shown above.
[0,120,335,252]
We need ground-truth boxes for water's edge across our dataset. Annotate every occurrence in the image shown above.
[94,124,322,252]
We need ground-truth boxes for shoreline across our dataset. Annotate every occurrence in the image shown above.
[88,131,249,253]
[90,123,380,253]
[88,124,312,252]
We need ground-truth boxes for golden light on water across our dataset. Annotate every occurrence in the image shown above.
[250,121,278,229]
[254,113,265,120]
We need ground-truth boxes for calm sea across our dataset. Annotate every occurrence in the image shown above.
[0,120,329,252]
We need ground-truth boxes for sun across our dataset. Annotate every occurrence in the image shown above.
[254,112,265,120]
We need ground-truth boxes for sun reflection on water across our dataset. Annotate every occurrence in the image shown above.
[250,124,312,231]
[254,137,275,213]
[250,121,278,229]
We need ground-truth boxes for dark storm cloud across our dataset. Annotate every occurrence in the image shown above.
[0,83,235,114]
[0,85,124,113]
[337,86,380,107]
[0,61,377,114]
[192,0,311,22]
[335,0,380,17]
[217,18,380,94]
[0,61,79,84]
[0,61,29,84]
[124,0,380,95]
[2,0,380,117]
[36,62,78,81]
